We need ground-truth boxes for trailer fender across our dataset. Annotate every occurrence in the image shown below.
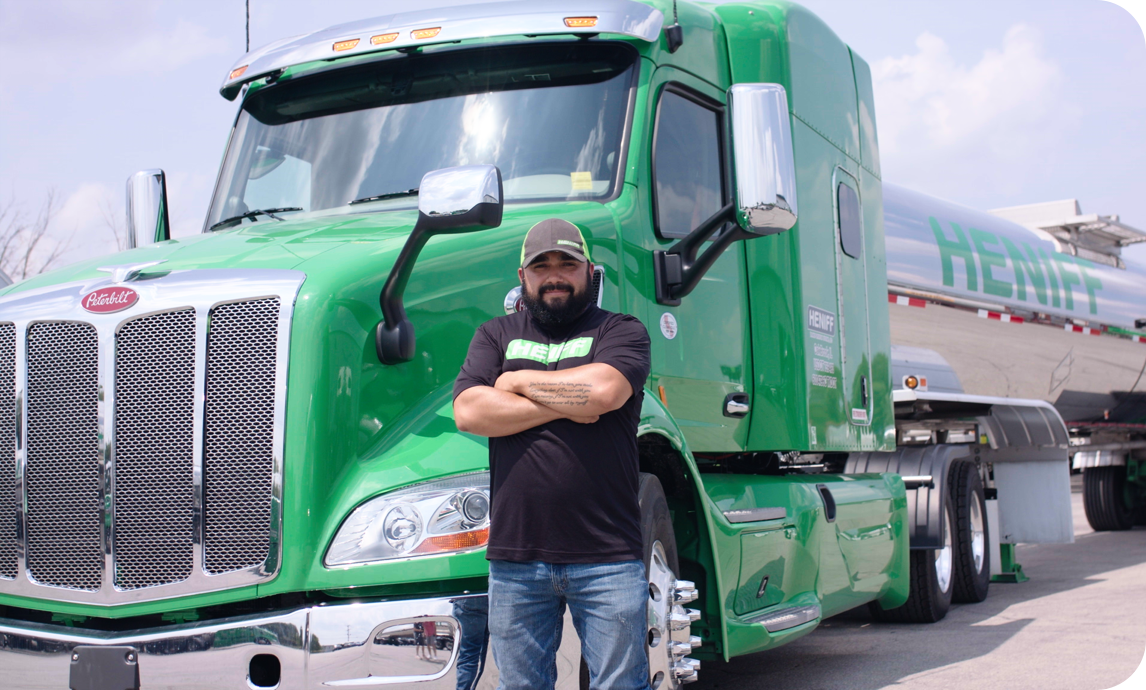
[846,445,974,549]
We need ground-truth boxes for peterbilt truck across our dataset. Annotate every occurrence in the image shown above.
[0,1,1135,688]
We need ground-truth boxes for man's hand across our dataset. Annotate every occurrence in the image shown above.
[494,363,633,417]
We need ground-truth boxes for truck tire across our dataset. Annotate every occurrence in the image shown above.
[869,489,954,623]
[949,461,990,603]
[580,474,699,689]
[1083,466,1135,531]
[645,473,701,689]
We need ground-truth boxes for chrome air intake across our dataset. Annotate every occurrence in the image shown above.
[0,269,302,605]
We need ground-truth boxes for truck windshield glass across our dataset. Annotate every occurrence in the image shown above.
[205,42,636,230]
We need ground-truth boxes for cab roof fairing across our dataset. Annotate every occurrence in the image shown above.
[219,0,666,100]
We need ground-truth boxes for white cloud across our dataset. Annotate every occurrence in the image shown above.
[872,25,1075,195]
[0,2,227,86]
[53,182,122,265]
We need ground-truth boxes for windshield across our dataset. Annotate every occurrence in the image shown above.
[205,42,636,230]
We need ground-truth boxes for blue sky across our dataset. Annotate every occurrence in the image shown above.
[0,0,1143,268]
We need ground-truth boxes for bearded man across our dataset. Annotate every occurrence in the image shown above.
[453,218,652,690]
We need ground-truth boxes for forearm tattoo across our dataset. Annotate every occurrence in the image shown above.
[526,381,592,406]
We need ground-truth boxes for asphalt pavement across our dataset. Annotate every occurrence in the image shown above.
[691,474,1146,690]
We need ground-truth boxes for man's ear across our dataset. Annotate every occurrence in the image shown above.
[517,267,526,284]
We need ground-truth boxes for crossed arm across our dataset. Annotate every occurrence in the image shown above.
[454,363,633,438]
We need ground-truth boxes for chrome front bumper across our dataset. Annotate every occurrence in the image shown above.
[0,594,504,689]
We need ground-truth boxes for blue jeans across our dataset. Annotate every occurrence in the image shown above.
[487,559,650,690]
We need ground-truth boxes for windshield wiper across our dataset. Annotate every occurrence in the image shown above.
[349,188,419,205]
[209,207,303,231]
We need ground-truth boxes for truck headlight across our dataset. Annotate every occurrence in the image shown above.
[325,472,491,566]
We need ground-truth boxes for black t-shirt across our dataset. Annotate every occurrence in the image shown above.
[453,305,651,563]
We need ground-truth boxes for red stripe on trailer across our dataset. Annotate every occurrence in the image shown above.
[1064,324,1102,336]
[888,294,925,308]
[976,309,1023,323]
[1137,336,1146,344]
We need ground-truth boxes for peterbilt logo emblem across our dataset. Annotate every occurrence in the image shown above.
[81,286,139,313]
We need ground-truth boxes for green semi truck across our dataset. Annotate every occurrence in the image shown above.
[6,1,1132,688]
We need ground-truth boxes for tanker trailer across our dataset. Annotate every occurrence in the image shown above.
[882,182,1146,534]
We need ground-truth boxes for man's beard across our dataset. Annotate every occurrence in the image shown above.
[521,274,593,327]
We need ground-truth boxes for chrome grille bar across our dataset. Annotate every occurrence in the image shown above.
[25,321,102,591]
[204,298,279,574]
[0,323,15,579]
[114,309,196,590]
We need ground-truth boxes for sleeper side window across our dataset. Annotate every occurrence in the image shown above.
[838,182,862,259]
[653,89,724,239]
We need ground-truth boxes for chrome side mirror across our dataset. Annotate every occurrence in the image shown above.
[377,164,504,364]
[727,84,799,235]
[126,169,171,248]
[416,164,503,233]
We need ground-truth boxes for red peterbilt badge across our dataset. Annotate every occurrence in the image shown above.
[81,286,139,313]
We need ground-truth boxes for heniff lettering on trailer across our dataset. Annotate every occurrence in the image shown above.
[928,216,1104,315]
[807,306,835,343]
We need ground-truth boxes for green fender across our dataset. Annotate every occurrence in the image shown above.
[638,392,735,661]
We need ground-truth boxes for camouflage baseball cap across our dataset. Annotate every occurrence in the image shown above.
[520,219,591,268]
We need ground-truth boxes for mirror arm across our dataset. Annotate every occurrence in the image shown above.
[376,219,432,365]
[654,203,745,306]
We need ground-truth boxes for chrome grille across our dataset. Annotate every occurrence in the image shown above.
[204,298,279,575]
[114,309,196,590]
[0,323,15,579]
[0,269,299,604]
[25,322,102,591]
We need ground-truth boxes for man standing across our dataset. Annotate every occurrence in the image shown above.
[453,218,652,690]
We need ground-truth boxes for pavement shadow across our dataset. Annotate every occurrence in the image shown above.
[692,525,1146,690]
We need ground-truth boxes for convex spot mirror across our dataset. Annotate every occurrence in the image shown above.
[416,164,504,233]
[727,84,799,235]
[126,169,171,248]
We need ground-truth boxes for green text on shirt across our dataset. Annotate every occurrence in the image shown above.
[505,337,594,364]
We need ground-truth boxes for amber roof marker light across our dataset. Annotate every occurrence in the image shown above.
[228,65,248,81]
[412,27,442,40]
[564,16,599,28]
[371,33,399,45]
[332,38,360,52]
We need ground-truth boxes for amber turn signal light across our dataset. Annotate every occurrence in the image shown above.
[905,375,919,390]
[412,527,489,555]
[564,17,599,28]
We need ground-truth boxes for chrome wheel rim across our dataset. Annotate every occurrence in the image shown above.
[647,541,675,689]
[936,509,953,593]
[970,493,986,574]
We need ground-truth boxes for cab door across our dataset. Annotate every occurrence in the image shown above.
[642,71,752,452]
[834,167,872,427]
